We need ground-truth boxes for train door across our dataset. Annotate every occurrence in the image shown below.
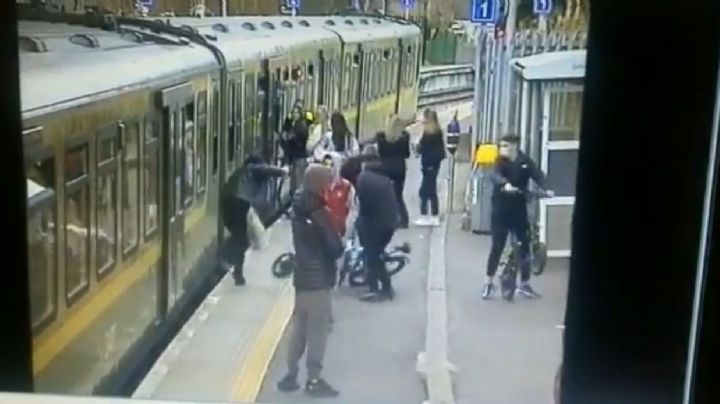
[358,46,370,139]
[261,58,288,208]
[394,40,404,114]
[157,82,194,317]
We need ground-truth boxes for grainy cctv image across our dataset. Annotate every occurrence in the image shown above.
[24,1,703,404]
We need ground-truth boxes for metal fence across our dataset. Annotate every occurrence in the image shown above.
[473,29,588,146]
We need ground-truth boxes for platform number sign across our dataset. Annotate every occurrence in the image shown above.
[138,0,153,8]
[471,0,496,24]
[287,0,300,10]
[533,0,553,15]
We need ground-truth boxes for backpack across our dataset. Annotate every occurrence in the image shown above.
[323,179,352,236]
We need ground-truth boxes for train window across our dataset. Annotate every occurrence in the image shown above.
[367,53,374,101]
[318,55,325,106]
[27,155,56,331]
[307,62,315,107]
[96,135,117,277]
[234,82,243,160]
[121,122,140,256]
[244,74,256,157]
[228,80,236,166]
[64,144,90,302]
[212,80,220,175]
[351,54,360,107]
[144,119,159,238]
[342,54,350,109]
[196,91,207,196]
[183,102,195,207]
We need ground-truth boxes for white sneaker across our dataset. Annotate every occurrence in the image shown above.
[414,216,430,226]
[429,216,441,226]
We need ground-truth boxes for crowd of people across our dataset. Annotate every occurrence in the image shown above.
[218,101,552,398]
[218,101,453,396]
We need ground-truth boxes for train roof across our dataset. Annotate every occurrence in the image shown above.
[19,20,217,119]
[307,16,421,43]
[153,17,340,67]
[17,14,421,119]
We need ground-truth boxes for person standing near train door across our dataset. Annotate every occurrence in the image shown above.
[221,154,288,286]
[281,102,311,194]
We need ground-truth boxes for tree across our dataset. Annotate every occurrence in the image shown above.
[424,0,454,30]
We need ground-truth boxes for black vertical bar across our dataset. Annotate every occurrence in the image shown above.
[562,1,720,404]
[0,0,34,392]
[158,109,172,321]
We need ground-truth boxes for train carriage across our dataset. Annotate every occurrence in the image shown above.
[18,9,422,395]
[20,20,220,393]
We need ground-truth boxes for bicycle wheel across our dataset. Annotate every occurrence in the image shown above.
[271,252,295,278]
[386,256,408,277]
[500,263,517,301]
[532,241,548,276]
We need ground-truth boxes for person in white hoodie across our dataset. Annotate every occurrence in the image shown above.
[315,112,360,162]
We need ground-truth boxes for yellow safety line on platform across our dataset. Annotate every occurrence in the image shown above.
[231,286,294,402]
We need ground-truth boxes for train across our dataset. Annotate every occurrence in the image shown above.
[20,7,421,395]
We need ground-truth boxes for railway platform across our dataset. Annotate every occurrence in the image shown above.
[132,102,566,404]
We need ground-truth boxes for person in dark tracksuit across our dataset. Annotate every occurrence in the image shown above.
[277,164,343,398]
[376,117,411,228]
[482,134,553,300]
[355,160,400,302]
[415,109,446,227]
[221,154,287,286]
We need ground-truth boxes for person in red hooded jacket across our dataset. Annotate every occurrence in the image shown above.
[321,154,356,241]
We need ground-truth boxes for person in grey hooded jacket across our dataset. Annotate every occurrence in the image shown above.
[277,164,343,398]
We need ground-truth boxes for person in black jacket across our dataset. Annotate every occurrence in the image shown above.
[339,143,379,187]
[281,103,311,193]
[482,134,553,300]
[376,117,411,228]
[415,109,446,227]
[277,164,343,398]
[355,160,400,302]
[221,154,288,285]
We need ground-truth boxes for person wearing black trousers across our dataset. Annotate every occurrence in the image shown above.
[221,154,288,285]
[355,160,400,302]
[415,109,446,227]
[376,117,410,228]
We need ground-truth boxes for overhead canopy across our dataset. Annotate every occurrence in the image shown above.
[511,50,586,81]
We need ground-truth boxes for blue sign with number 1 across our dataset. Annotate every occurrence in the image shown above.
[533,0,553,15]
[471,0,496,24]
[402,0,415,9]
[288,0,300,9]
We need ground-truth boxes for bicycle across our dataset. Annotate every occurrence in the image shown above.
[498,190,550,301]
[337,234,411,287]
[271,238,411,283]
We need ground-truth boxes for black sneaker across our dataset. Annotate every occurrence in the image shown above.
[234,276,246,286]
[277,374,300,392]
[517,283,542,299]
[305,378,339,398]
[481,282,495,300]
[380,287,395,301]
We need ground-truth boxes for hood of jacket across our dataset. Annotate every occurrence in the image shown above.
[292,188,325,219]
[363,160,388,176]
